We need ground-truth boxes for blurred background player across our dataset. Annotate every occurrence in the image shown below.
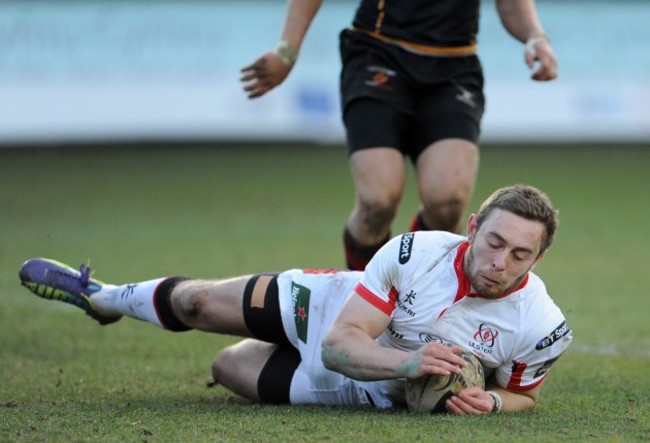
[240,0,558,270]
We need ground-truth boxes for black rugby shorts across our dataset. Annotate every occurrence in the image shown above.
[339,29,485,161]
[242,274,300,404]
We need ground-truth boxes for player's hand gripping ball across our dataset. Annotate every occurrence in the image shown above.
[405,349,485,413]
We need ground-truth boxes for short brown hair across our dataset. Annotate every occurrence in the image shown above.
[475,185,559,254]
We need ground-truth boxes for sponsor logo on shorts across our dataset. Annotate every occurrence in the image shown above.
[398,233,415,264]
[364,66,395,91]
[291,282,310,344]
[534,356,559,378]
[535,320,571,351]
[455,85,477,108]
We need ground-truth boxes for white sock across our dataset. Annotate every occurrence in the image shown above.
[92,278,167,328]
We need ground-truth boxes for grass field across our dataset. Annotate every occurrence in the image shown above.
[1,144,649,442]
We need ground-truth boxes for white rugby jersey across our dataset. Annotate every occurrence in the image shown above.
[356,231,573,404]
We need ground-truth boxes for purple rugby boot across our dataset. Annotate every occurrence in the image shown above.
[19,258,121,325]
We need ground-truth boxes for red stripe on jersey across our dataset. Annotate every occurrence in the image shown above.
[454,242,472,302]
[513,376,545,392]
[506,360,545,392]
[355,282,397,316]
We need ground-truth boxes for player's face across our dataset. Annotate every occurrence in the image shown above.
[464,209,545,299]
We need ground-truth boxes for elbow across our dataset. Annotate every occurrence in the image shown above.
[503,389,539,413]
[320,331,341,371]
[321,329,350,372]
[321,343,336,371]
[525,395,539,411]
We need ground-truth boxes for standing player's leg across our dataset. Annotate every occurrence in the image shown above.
[344,148,405,270]
[338,29,414,271]
[408,72,484,233]
[410,139,479,233]
[342,99,408,270]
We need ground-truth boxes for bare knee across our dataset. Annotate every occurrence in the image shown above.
[172,284,207,321]
[211,347,235,384]
[356,193,400,233]
[421,196,468,232]
[169,278,248,334]
[211,345,257,400]
[210,340,278,402]
[415,140,479,232]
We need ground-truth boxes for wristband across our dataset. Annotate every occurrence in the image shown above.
[524,35,549,57]
[487,391,503,413]
[274,40,298,67]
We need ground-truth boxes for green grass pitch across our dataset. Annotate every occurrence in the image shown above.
[0,143,649,441]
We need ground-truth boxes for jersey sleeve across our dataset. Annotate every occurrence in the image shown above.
[356,231,464,317]
[354,234,407,316]
[496,312,573,392]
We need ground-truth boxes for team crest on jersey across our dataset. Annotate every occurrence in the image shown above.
[398,233,415,264]
[468,323,499,355]
[291,282,310,344]
[535,320,570,350]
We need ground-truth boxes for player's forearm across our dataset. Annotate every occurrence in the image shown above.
[495,0,547,43]
[488,385,540,413]
[321,327,414,381]
[279,0,324,50]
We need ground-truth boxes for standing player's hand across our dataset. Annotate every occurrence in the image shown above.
[445,386,494,415]
[524,36,558,81]
[240,52,293,99]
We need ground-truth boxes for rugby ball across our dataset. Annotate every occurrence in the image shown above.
[405,349,485,413]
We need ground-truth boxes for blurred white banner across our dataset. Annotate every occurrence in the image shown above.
[1,0,649,145]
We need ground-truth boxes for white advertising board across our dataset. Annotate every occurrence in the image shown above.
[1,0,648,145]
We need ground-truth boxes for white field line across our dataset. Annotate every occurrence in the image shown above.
[570,343,650,358]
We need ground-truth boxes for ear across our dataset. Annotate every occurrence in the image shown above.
[530,251,545,270]
[466,214,478,240]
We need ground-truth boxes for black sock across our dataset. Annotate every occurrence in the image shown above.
[409,211,431,231]
[343,228,390,271]
[153,277,192,331]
